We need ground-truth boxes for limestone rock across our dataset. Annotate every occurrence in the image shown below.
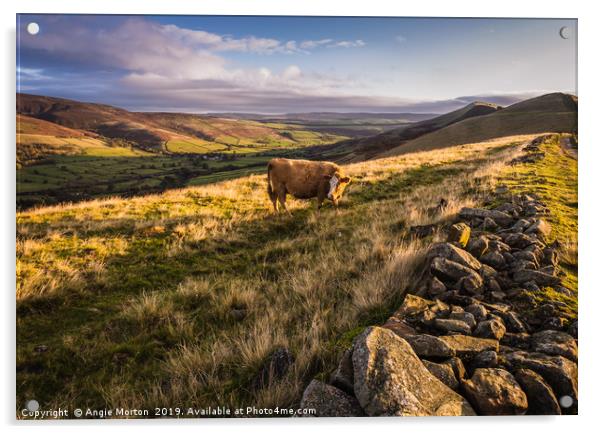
[434,318,472,335]
[502,351,578,400]
[447,223,471,247]
[431,257,483,286]
[530,330,578,362]
[422,360,459,390]
[462,368,528,415]
[352,327,475,416]
[514,368,561,415]
[474,318,506,340]
[403,334,455,358]
[467,236,489,258]
[330,349,355,394]
[300,380,364,417]
[459,208,514,227]
[525,219,551,238]
[513,269,561,286]
[428,242,481,271]
[439,335,499,358]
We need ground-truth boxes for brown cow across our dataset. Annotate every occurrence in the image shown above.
[267,158,351,213]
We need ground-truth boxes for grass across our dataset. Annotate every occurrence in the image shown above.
[16,134,554,416]
[497,134,578,316]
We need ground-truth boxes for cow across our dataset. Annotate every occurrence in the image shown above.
[267,158,351,213]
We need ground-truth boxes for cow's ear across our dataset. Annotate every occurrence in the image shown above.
[340,176,351,183]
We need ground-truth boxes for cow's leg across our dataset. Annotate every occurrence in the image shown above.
[269,189,279,213]
[277,189,291,215]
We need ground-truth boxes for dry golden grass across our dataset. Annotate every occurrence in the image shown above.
[17,134,533,413]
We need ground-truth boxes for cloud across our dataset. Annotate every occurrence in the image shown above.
[395,35,407,43]
[328,40,366,48]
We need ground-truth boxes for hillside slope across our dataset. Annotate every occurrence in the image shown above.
[17,94,346,153]
[381,93,577,157]
[18,134,554,414]
[322,102,501,162]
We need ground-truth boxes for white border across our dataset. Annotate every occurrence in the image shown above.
[2,1,600,433]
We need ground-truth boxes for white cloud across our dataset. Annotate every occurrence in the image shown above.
[395,35,407,43]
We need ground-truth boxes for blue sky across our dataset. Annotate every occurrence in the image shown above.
[17,15,577,113]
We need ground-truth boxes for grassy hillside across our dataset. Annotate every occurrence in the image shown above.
[17,93,347,154]
[382,93,577,157]
[322,102,501,163]
[18,134,547,414]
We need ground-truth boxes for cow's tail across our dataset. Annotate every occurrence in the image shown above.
[267,161,276,201]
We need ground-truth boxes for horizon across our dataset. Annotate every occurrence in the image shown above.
[17,15,577,114]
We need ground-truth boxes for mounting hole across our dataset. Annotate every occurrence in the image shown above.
[26,399,39,411]
[27,22,40,35]
[559,395,574,408]
[559,26,571,40]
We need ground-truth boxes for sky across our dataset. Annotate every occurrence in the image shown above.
[16,15,577,114]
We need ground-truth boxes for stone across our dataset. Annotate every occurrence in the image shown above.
[466,236,489,258]
[513,269,561,286]
[542,247,559,267]
[430,257,483,285]
[501,351,578,400]
[500,332,532,350]
[428,277,447,296]
[480,251,506,270]
[254,347,294,388]
[479,263,497,278]
[330,349,355,394]
[300,380,364,417]
[397,294,434,317]
[459,274,485,295]
[513,250,540,265]
[469,350,498,371]
[422,360,459,390]
[511,219,532,233]
[439,335,499,358]
[409,224,437,238]
[442,357,466,380]
[514,369,561,415]
[382,316,416,339]
[500,311,528,333]
[530,330,578,362]
[525,219,551,238]
[459,208,514,227]
[449,311,477,329]
[428,242,481,271]
[403,334,456,358]
[504,233,536,249]
[474,318,506,340]
[434,318,472,335]
[462,368,528,415]
[482,217,499,231]
[466,303,488,321]
[447,223,471,247]
[352,327,475,416]
[567,320,578,338]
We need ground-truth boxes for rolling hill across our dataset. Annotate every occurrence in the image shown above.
[16,94,347,154]
[320,101,502,162]
[381,93,578,157]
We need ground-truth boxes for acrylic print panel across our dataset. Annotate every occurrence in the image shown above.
[16,14,577,419]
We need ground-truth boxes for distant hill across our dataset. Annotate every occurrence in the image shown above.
[16,93,347,155]
[319,101,501,162]
[380,93,578,157]
[210,112,439,138]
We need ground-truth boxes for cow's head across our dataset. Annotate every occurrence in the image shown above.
[324,173,351,203]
